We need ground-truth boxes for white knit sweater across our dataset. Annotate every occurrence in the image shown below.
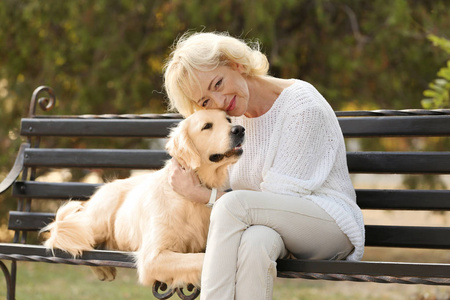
[228,80,365,261]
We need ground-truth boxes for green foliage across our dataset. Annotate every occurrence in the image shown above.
[428,35,450,55]
[421,35,450,109]
[0,1,449,121]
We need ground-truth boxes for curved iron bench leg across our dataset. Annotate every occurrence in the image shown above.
[152,281,175,299]
[176,284,201,300]
[152,281,201,300]
[0,260,16,300]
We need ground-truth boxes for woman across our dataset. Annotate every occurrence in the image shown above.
[163,31,364,300]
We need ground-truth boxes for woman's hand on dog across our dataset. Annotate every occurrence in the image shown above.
[169,158,209,204]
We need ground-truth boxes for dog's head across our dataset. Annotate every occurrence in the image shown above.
[166,109,245,171]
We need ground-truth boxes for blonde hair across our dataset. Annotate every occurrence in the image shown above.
[163,31,269,117]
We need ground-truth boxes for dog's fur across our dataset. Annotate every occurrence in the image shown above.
[42,109,244,288]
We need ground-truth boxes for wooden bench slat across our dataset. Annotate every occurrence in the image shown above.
[365,225,450,249]
[23,148,170,169]
[339,115,450,137]
[356,189,450,210]
[22,148,450,173]
[21,118,180,138]
[9,211,449,249]
[11,181,450,211]
[12,181,100,200]
[8,212,54,231]
[347,152,450,173]
[20,116,450,138]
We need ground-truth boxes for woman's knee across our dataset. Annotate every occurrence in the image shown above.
[238,226,286,262]
[210,190,248,222]
[216,190,249,209]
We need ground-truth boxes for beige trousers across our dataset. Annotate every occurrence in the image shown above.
[200,190,354,300]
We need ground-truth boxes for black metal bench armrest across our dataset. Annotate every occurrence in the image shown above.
[276,259,450,285]
[0,243,134,268]
[0,143,30,195]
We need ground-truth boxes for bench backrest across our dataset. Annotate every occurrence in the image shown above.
[6,110,450,251]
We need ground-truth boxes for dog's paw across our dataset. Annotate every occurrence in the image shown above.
[90,266,117,281]
[190,269,202,288]
[172,269,202,289]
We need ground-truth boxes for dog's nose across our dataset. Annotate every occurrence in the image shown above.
[231,125,245,135]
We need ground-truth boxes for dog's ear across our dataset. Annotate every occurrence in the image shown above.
[166,121,201,170]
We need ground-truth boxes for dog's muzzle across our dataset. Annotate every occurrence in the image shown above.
[209,125,245,163]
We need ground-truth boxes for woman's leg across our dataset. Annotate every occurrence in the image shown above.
[235,225,288,300]
[200,190,353,300]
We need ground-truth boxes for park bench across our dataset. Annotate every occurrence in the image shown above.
[0,86,449,299]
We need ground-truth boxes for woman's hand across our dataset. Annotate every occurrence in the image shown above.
[168,158,207,203]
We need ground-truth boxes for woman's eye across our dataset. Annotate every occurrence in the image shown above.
[201,99,209,107]
[215,79,222,89]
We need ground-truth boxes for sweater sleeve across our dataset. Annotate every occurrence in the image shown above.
[260,103,340,196]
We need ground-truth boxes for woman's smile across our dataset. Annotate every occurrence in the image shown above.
[226,96,237,112]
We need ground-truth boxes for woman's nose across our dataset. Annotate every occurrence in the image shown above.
[210,92,226,108]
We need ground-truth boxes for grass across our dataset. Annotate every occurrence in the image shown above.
[1,262,154,300]
[0,261,449,300]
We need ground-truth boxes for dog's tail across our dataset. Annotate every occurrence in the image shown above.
[41,201,95,257]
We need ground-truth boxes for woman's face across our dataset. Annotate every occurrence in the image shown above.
[190,64,250,117]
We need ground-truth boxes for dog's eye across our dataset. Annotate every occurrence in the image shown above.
[226,117,231,123]
[201,123,213,131]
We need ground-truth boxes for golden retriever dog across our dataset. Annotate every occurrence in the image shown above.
[42,109,245,288]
